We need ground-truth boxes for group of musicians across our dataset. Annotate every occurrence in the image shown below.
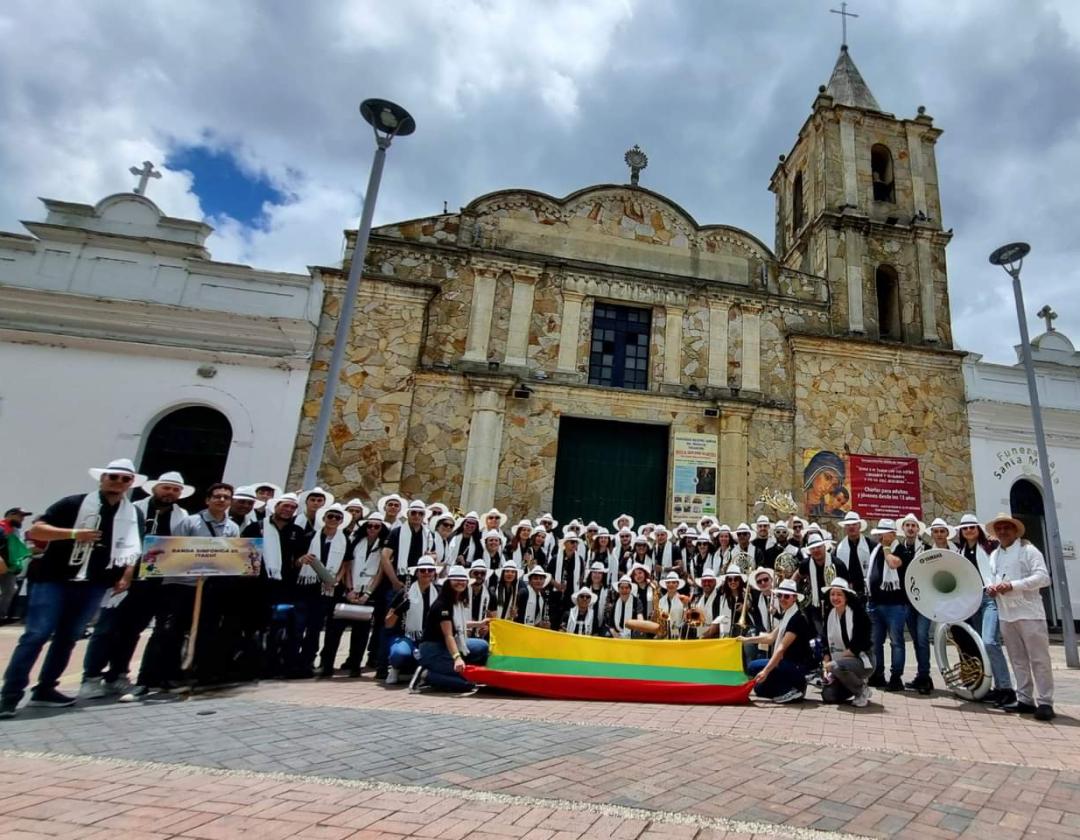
[0,458,1056,722]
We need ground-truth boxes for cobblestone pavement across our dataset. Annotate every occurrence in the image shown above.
[1,627,1080,839]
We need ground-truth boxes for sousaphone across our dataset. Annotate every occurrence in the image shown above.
[905,548,992,701]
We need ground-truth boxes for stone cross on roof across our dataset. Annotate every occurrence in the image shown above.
[129,160,162,196]
[830,2,859,48]
[1037,305,1058,332]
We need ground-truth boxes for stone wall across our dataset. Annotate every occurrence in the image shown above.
[790,335,974,519]
[287,274,433,500]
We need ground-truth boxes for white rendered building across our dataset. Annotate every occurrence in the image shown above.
[964,313,1080,622]
[0,185,322,513]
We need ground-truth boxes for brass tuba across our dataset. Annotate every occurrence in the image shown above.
[905,548,992,700]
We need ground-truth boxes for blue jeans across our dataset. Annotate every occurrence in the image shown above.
[747,658,806,699]
[388,635,420,673]
[906,607,931,680]
[418,638,489,691]
[2,581,108,703]
[870,602,907,680]
[969,593,1013,690]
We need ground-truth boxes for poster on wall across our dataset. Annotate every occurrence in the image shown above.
[803,450,923,520]
[848,455,923,520]
[672,433,718,521]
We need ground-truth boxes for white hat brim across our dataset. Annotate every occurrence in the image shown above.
[89,467,147,489]
[141,479,195,499]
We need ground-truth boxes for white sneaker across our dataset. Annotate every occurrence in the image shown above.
[78,679,108,701]
[773,689,804,704]
[852,686,870,708]
[385,667,399,685]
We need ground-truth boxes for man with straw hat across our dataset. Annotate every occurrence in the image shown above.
[986,513,1055,720]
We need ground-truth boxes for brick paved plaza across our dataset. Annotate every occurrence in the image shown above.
[2,627,1079,839]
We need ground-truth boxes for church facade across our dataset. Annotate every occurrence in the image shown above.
[288,47,975,528]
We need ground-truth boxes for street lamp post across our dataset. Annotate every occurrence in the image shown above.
[301,99,415,491]
[989,242,1079,668]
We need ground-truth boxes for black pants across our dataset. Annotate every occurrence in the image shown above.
[368,580,393,677]
[137,583,195,687]
[83,580,159,683]
[290,584,330,675]
[319,587,371,673]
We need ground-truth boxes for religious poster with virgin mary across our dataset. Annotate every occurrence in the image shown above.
[802,449,851,518]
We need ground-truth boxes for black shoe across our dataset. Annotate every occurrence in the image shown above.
[993,688,1017,708]
[316,669,333,680]
[868,672,886,689]
[348,667,362,678]
[27,687,76,707]
[1003,701,1037,714]
[0,698,17,719]
[338,658,356,672]
[1034,704,1055,722]
[918,679,933,695]
[886,677,904,692]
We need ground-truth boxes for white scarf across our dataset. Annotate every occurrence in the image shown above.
[449,533,480,566]
[553,551,574,586]
[260,519,288,580]
[524,587,546,625]
[395,524,432,576]
[827,606,871,668]
[836,535,872,581]
[592,547,618,585]
[469,582,490,619]
[452,601,470,654]
[351,536,382,592]
[591,585,612,622]
[566,607,594,635]
[697,588,720,622]
[612,595,634,637]
[431,531,451,565]
[134,498,186,536]
[493,582,518,618]
[756,591,775,651]
[659,591,685,632]
[403,581,436,636]
[298,528,348,586]
[715,591,739,635]
[656,541,675,571]
[870,544,900,590]
[70,493,141,578]
[808,555,834,607]
[775,602,799,645]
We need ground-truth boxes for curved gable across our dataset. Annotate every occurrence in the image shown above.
[465,185,773,286]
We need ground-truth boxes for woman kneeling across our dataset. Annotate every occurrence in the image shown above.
[418,565,489,692]
[821,577,874,707]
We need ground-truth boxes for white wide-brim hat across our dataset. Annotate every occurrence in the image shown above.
[699,569,718,582]
[572,587,597,606]
[344,498,368,512]
[300,487,336,508]
[445,564,469,581]
[469,559,489,573]
[512,519,534,534]
[734,523,752,536]
[315,503,353,531]
[232,485,258,502]
[723,563,746,582]
[406,499,428,514]
[628,562,652,578]
[822,576,859,597]
[142,471,194,499]
[588,561,608,574]
[527,568,552,587]
[483,529,507,546]
[267,493,300,517]
[896,512,927,533]
[839,511,868,532]
[378,494,404,512]
[754,515,771,528]
[89,458,147,488]
[774,579,805,602]
[750,566,776,591]
[612,513,635,531]
[537,513,558,529]
[483,508,509,528]
[663,571,681,585]
[870,518,897,536]
[632,535,650,546]
[927,517,957,540]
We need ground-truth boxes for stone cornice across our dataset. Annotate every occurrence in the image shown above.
[788,332,966,370]
[562,272,690,308]
[0,284,315,360]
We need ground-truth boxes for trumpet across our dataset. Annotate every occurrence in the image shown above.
[69,513,101,580]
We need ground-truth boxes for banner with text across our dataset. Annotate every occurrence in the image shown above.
[138,536,263,579]
[848,455,922,520]
[672,433,718,521]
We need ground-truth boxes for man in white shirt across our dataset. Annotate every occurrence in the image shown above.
[986,513,1054,721]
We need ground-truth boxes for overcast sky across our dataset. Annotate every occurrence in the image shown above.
[2,0,1078,363]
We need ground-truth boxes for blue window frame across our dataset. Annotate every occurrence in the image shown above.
[588,304,650,390]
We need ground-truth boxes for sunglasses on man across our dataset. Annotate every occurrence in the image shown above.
[103,473,134,483]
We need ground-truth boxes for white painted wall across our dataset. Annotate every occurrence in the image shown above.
[0,340,307,514]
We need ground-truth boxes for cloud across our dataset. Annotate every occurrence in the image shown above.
[1,0,1078,362]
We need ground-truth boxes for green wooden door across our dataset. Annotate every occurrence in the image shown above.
[552,417,669,529]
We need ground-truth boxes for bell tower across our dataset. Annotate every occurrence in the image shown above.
[768,45,953,346]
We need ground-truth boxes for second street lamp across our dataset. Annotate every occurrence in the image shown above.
[301,99,416,491]
[989,241,1079,668]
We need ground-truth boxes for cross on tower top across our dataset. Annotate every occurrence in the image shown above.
[1037,305,1058,332]
[830,2,859,48]
[129,160,161,196]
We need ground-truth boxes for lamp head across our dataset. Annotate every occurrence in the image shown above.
[360,99,416,137]
[989,242,1030,273]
